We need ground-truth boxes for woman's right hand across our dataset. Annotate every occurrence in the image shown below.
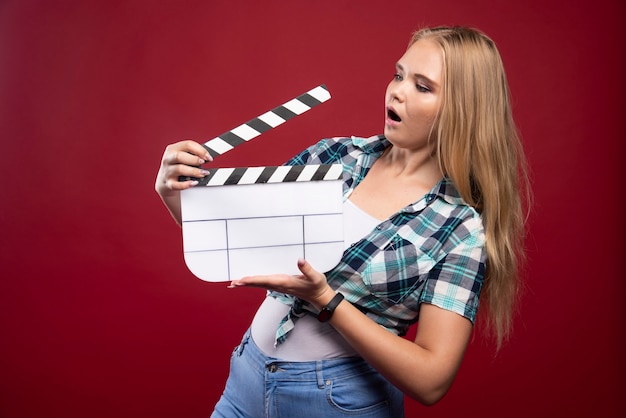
[154,140,213,225]
[155,140,212,197]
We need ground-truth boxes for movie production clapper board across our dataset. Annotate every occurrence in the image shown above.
[180,85,345,282]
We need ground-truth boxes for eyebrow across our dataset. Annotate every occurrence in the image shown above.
[395,62,440,89]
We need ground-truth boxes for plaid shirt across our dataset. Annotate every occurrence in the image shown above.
[269,135,486,345]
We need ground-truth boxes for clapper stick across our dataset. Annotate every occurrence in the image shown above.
[180,84,330,183]
[201,84,330,159]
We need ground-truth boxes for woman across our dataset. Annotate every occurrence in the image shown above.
[155,26,529,417]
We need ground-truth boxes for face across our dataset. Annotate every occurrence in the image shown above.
[384,39,443,151]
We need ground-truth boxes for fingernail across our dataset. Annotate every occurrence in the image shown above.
[190,180,199,186]
[205,154,213,162]
[200,169,210,176]
[198,159,206,165]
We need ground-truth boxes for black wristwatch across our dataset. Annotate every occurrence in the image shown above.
[317,292,344,322]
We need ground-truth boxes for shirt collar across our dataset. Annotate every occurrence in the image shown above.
[350,135,389,154]
[430,178,467,206]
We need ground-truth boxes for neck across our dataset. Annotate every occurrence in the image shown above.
[379,146,443,188]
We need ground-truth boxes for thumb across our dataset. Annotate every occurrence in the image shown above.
[298,258,313,276]
[297,258,317,278]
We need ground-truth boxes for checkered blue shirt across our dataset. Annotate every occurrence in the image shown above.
[269,135,486,345]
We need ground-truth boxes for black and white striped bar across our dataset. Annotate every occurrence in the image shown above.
[194,164,343,187]
[202,84,331,158]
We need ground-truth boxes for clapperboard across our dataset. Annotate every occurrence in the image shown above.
[180,85,345,282]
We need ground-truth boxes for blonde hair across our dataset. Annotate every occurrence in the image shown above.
[411,26,531,349]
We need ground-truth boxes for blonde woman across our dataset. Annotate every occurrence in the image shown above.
[155,26,529,417]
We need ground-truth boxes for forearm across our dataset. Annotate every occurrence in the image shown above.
[158,191,183,226]
[315,294,471,405]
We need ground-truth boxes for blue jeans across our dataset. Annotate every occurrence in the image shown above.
[211,329,404,417]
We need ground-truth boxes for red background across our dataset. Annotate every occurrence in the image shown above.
[1,1,624,417]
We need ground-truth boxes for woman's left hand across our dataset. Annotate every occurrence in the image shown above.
[228,259,335,309]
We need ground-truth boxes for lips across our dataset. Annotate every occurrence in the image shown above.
[386,106,401,123]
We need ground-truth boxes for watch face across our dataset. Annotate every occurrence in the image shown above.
[317,309,331,322]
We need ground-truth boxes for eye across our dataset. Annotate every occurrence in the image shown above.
[394,73,403,81]
[416,83,431,93]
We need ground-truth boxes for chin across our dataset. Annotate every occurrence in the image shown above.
[383,127,400,143]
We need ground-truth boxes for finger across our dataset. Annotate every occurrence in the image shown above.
[163,140,212,166]
[165,178,199,191]
[230,274,293,290]
[167,163,210,180]
[296,258,321,280]
[228,279,268,290]
[157,159,207,188]
[163,148,206,168]
[163,168,209,192]
[180,139,213,163]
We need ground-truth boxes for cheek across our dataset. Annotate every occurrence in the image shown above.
[413,101,439,124]
[407,107,433,127]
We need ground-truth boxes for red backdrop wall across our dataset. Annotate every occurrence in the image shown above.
[1,1,624,417]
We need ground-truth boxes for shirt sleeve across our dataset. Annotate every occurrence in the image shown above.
[419,218,486,323]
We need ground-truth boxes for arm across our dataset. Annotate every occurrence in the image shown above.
[314,284,472,405]
[230,259,473,405]
[154,140,212,226]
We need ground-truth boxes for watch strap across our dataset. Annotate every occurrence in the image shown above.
[316,292,344,322]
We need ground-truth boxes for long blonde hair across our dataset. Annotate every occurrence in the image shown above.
[411,26,531,348]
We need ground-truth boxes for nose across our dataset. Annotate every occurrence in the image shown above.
[387,79,407,103]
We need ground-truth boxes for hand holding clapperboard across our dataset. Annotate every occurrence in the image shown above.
[180,85,344,282]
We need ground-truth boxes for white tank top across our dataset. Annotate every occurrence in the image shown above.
[250,199,380,360]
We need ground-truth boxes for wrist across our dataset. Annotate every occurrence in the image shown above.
[310,285,336,310]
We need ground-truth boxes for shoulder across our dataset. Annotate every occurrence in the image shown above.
[437,179,482,222]
[286,135,388,165]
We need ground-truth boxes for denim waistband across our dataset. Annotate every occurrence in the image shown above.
[236,329,374,388]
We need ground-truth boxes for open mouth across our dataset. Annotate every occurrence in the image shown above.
[387,108,401,122]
